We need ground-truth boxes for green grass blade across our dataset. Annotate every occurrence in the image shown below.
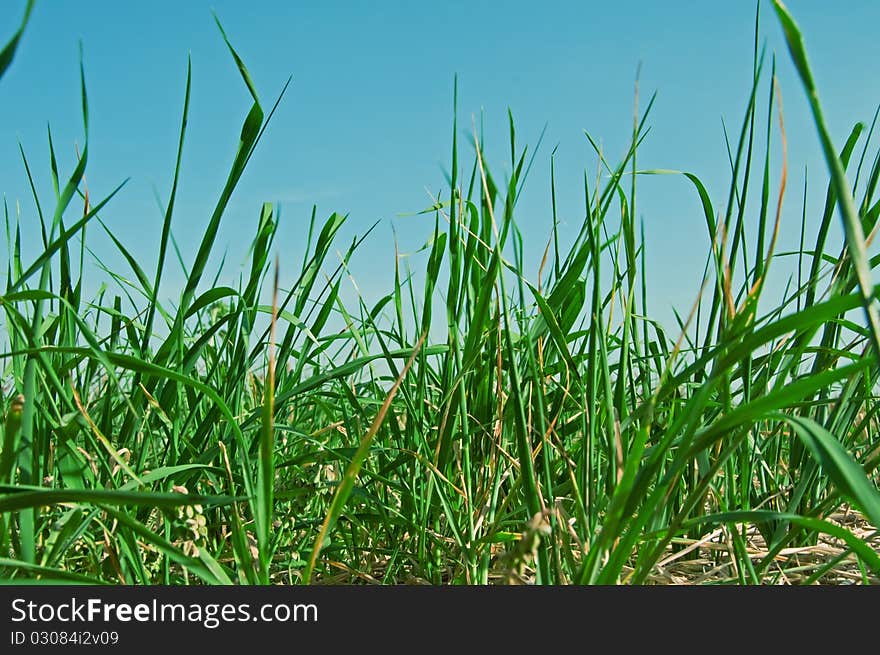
[0,0,34,80]
[773,0,880,363]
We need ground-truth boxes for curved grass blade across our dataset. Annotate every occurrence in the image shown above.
[680,510,880,574]
[0,0,34,80]
[773,0,880,363]
[778,413,880,529]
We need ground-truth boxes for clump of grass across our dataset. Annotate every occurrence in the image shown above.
[0,2,878,585]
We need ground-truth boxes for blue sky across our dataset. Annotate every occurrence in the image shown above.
[1,1,879,330]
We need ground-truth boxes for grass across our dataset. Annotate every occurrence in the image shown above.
[1,0,879,585]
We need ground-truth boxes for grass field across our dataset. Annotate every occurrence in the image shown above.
[1,1,879,585]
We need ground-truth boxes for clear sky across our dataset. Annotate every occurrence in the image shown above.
[2,1,879,330]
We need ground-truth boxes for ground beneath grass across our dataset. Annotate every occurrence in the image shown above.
[311,509,879,585]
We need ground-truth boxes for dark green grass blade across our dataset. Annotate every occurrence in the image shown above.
[0,0,34,80]
[0,559,107,584]
[0,486,237,513]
